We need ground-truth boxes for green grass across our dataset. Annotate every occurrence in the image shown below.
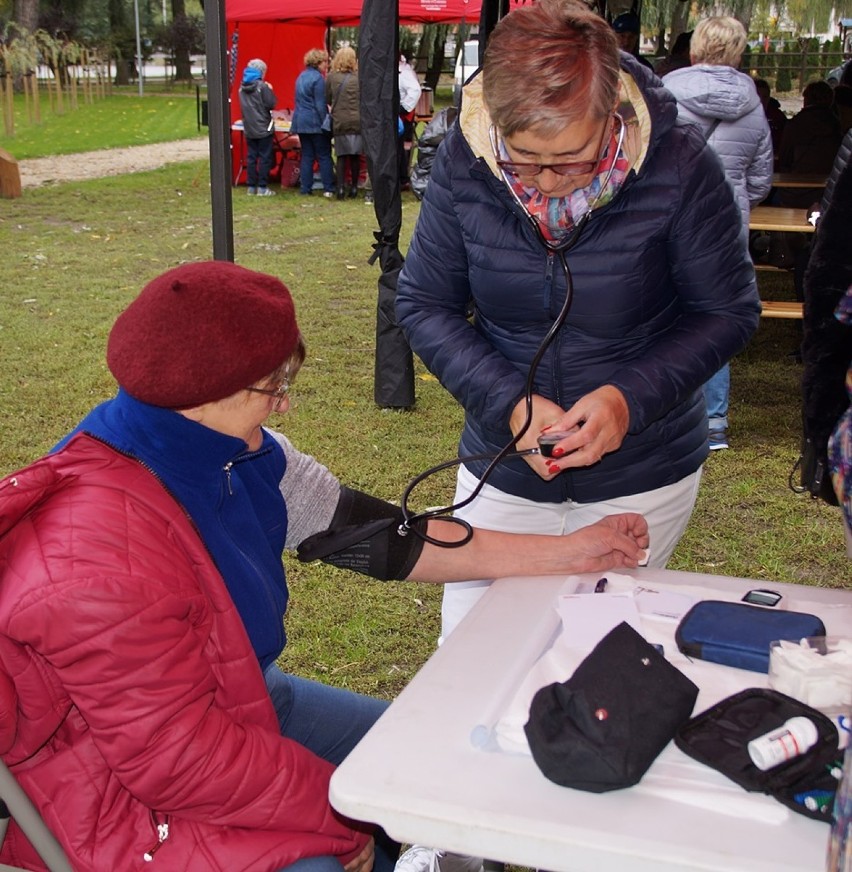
[0,152,849,701]
[0,87,205,159]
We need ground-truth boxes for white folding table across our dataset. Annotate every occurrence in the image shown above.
[330,568,852,872]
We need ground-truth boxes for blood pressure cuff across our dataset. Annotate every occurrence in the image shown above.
[295,486,425,580]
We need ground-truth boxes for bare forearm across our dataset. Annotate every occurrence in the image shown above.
[406,516,647,583]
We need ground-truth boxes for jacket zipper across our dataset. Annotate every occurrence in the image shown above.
[143,811,170,862]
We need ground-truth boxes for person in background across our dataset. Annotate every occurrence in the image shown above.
[398,53,422,188]
[238,57,277,197]
[611,11,654,71]
[775,80,843,301]
[754,78,787,166]
[0,260,649,871]
[397,0,758,665]
[800,129,852,556]
[778,80,842,209]
[653,29,692,78]
[327,46,363,200]
[663,16,773,452]
[291,48,336,199]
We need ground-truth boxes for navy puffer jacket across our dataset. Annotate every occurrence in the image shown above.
[397,56,761,504]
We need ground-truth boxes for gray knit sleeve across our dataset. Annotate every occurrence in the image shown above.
[268,430,342,550]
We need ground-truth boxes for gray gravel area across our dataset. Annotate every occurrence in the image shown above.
[17,137,210,188]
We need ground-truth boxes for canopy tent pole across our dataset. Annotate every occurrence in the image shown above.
[361,0,415,409]
[203,0,234,261]
[478,0,508,61]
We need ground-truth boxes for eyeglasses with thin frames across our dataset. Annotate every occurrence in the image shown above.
[490,113,623,180]
[244,378,290,409]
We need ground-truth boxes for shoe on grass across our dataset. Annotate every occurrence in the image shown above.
[708,429,729,451]
[394,846,484,872]
[247,186,257,195]
[256,188,276,197]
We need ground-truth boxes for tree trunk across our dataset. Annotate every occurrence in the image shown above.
[424,25,447,91]
[172,0,193,82]
[12,0,39,32]
[668,2,689,47]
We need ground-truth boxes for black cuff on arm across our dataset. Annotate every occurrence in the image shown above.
[295,486,425,580]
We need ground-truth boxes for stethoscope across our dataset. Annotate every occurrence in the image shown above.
[398,114,626,547]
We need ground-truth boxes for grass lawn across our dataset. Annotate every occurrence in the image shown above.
[1,159,849,700]
[0,86,205,159]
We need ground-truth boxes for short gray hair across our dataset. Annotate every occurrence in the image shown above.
[247,58,268,75]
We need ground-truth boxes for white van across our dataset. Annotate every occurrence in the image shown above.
[453,39,480,105]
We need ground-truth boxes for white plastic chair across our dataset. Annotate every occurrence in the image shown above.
[0,758,72,871]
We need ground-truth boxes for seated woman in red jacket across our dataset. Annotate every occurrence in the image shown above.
[0,260,648,872]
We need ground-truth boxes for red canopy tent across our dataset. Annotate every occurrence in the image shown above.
[226,0,482,25]
[224,0,483,129]
[225,0,482,185]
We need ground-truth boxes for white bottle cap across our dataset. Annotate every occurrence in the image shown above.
[747,716,819,771]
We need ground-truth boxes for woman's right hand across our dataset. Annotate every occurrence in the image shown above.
[343,837,374,872]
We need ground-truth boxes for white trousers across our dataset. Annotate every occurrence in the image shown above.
[440,465,703,642]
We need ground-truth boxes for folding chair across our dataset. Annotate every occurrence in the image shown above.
[0,758,72,871]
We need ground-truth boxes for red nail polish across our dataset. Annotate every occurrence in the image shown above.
[552,447,564,458]
[548,463,560,474]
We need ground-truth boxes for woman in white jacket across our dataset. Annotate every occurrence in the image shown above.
[664,16,773,451]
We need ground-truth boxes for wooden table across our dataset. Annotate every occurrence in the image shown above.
[772,172,828,189]
[749,205,815,233]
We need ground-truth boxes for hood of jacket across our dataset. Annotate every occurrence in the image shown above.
[662,65,761,123]
[457,53,677,212]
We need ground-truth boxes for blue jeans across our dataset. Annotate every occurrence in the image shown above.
[298,133,336,194]
[247,134,275,189]
[703,364,730,432]
[264,664,398,872]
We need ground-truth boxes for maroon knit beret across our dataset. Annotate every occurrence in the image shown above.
[107,261,300,408]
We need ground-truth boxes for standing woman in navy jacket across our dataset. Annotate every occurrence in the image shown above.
[397,0,761,641]
[290,48,336,198]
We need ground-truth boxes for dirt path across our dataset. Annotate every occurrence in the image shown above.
[17,138,210,188]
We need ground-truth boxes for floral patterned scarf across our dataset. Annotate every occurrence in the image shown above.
[497,122,630,245]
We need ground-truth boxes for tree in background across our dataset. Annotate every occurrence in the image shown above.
[153,0,204,82]
[11,0,36,32]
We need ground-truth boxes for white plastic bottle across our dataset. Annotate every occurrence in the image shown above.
[747,716,819,771]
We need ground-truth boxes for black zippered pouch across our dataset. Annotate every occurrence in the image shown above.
[675,600,826,673]
[675,688,841,821]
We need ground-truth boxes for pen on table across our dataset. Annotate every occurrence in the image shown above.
[594,577,608,593]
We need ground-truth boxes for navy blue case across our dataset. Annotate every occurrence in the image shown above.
[675,600,827,673]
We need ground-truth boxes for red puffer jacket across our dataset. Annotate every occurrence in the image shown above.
[0,434,370,871]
